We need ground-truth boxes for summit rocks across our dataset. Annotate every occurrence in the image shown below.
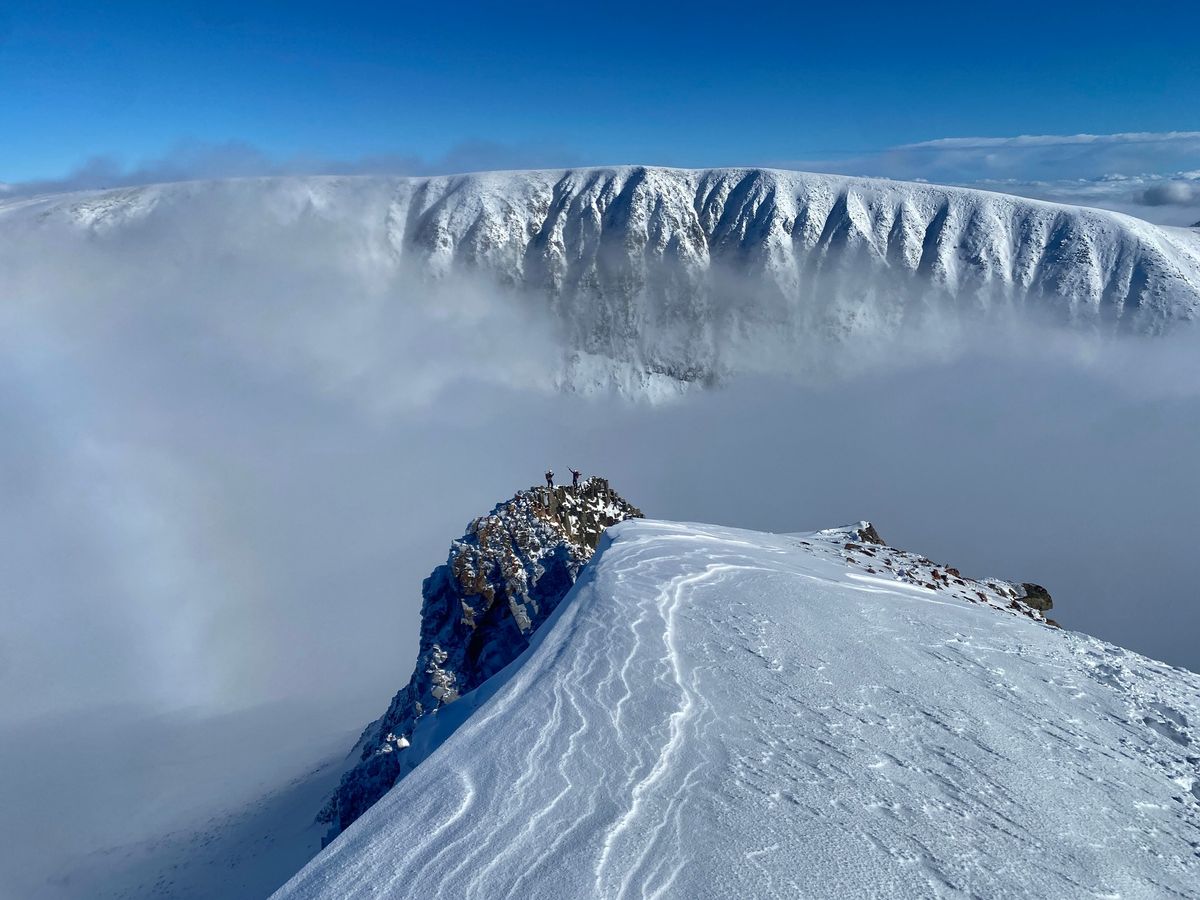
[318,478,641,841]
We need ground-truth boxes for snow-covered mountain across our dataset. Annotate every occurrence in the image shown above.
[5,167,1200,396]
[277,515,1200,899]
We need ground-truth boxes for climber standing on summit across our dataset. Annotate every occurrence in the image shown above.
[545,468,554,489]
[570,467,582,487]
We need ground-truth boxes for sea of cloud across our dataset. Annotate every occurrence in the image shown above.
[2,184,1200,896]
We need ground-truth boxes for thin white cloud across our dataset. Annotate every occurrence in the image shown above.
[962,173,1200,226]
[901,131,1200,150]
[781,131,1200,225]
[3,138,585,198]
[822,130,1200,181]
[8,131,1200,225]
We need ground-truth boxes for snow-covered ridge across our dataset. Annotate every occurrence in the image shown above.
[278,518,1200,899]
[5,167,1200,394]
[307,481,1075,887]
[318,478,642,843]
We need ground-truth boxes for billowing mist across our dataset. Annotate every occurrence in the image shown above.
[2,190,1199,895]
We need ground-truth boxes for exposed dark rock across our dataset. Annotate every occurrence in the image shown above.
[854,522,886,545]
[1019,583,1054,612]
[318,478,641,843]
[829,523,1058,627]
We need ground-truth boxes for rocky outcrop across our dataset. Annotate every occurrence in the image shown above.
[1017,582,1054,612]
[817,522,1056,625]
[849,521,886,546]
[318,478,641,843]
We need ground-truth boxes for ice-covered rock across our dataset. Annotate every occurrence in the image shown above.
[317,477,642,842]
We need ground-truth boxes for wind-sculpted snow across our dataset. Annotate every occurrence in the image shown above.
[5,167,1200,395]
[318,479,642,843]
[278,520,1200,899]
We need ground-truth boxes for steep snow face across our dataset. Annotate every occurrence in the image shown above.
[278,520,1200,900]
[5,168,1200,395]
[318,479,642,842]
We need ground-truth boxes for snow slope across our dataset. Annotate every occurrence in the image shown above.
[4,167,1200,396]
[276,519,1200,899]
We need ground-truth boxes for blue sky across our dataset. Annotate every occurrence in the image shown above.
[1,0,1198,185]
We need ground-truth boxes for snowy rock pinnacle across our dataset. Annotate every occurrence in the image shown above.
[318,477,642,841]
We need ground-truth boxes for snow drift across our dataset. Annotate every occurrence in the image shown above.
[277,518,1200,899]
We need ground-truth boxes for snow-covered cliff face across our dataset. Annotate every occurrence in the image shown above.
[318,478,642,842]
[393,167,1200,378]
[5,167,1200,396]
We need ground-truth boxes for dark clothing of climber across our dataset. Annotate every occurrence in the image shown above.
[570,468,582,487]
[545,470,554,488]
